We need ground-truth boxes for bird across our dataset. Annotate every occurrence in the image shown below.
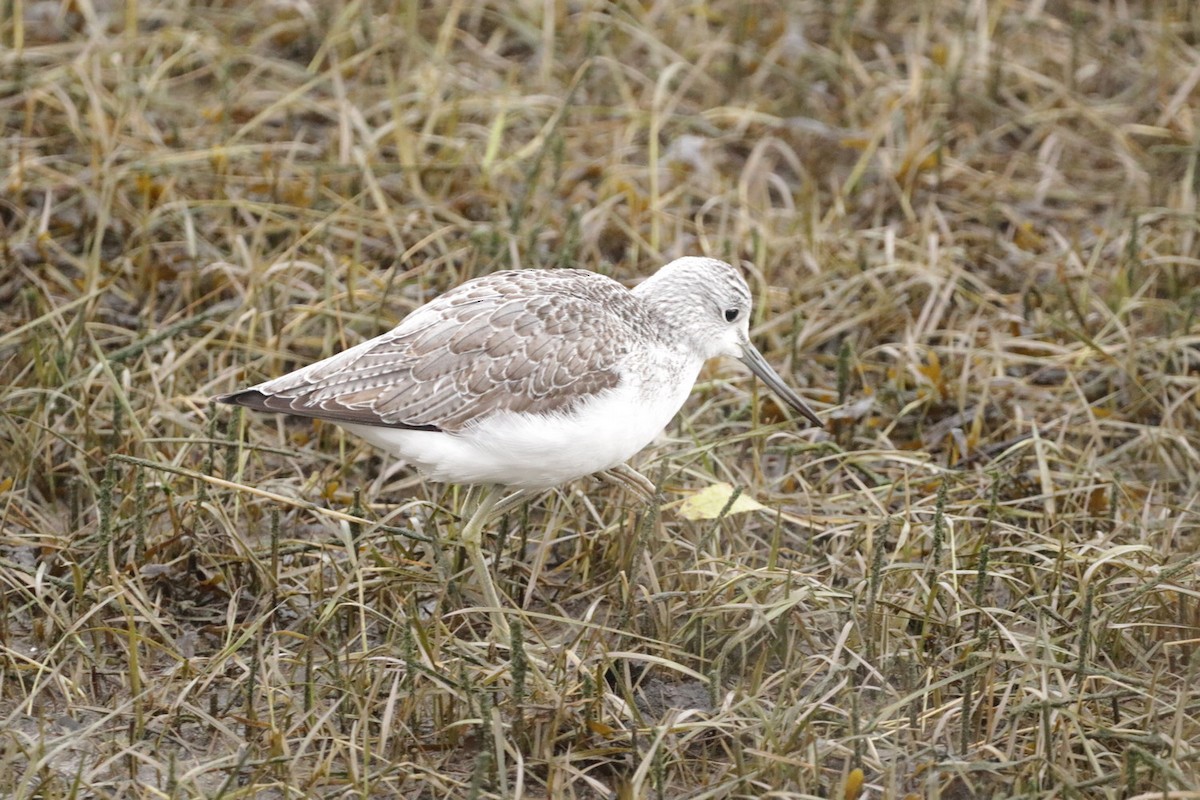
[217,256,821,634]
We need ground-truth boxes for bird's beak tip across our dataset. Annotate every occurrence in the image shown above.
[738,346,823,428]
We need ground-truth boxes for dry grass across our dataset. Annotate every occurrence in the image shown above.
[2,0,1200,797]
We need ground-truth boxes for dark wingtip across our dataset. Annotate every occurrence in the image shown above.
[211,388,443,432]
[213,389,271,411]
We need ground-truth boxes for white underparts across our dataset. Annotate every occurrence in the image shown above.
[339,354,702,489]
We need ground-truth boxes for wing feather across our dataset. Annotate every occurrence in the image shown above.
[217,270,643,433]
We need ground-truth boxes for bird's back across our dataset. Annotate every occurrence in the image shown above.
[218,269,653,433]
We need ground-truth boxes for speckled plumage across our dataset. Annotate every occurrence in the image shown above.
[217,257,820,488]
[224,269,650,432]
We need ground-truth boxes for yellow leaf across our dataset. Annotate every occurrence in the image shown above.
[586,719,618,736]
[844,768,865,800]
[678,482,766,521]
[1014,221,1044,251]
[917,350,942,385]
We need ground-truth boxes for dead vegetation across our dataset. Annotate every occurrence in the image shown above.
[2,1,1199,797]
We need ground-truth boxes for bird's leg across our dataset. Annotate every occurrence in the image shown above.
[600,463,659,504]
[597,464,662,577]
[458,484,509,639]
[491,488,534,520]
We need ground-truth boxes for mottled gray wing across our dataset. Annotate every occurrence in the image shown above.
[217,270,638,433]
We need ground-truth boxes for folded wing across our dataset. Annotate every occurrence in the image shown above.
[217,270,638,433]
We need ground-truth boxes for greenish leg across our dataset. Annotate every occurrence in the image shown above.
[458,484,509,639]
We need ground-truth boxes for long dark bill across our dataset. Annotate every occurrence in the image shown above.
[739,344,823,427]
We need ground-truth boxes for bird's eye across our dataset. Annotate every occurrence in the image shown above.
[723,308,740,323]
